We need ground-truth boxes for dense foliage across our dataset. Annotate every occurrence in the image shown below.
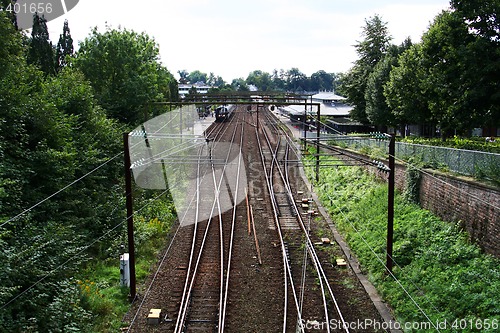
[179,68,342,93]
[74,27,178,126]
[0,13,178,331]
[342,2,499,137]
[304,154,500,332]
[342,14,392,124]
[401,136,500,154]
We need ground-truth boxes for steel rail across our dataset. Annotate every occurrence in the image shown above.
[264,111,332,332]
[173,112,230,333]
[220,112,245,332]
[257,114,304,333]
[282,142,332,333]
[173,108,241,333]
[254,115,290,332]
[267,110,351,333]
[173,143,204,333]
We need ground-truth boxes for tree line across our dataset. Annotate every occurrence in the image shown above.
[178,68,343,94]
[0,7,177,330]
[342,0,499,138]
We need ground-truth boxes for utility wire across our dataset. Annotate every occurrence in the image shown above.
[325,192,441,332]
[303,115,499,211]
[0,186,172,310]
[322,187,443,316]
[0,151,123,229]
[0,105,192,230]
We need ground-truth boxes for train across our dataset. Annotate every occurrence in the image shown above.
[214,104,235,122]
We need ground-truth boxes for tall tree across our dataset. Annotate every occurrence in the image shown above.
[1,14,122,330]
[0,0,18,29]
[178,69,189,84]
[285,67,307,92]
[384,43,432,133]
[158,66,179,102]
[27,13,54,75]
[365,55,395,129]
[342,15,392,123]
[450,0,500,130]
[231,78,249,91]
[55,20,74,72]
[271,69,286,91]
[419,10,499,137]
[206,72,225,87]
[310,70,335,92]
[213,75,225,87]
[365,41,412,131]
[246,70,273,91]
[187,70,208,84]
[450,0,500,42]
[74,27,175,125]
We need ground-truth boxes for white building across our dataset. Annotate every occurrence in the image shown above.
[281,92,352,118]
[178,82,212,99]
[280,92,371,133]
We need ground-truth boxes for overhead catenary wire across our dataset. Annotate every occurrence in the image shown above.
[0,104,216,310]
[1,106,186,230]
[276,108,442,329]
[173,110,240,333]
[306,115,499,211]
[303,142,444,317]
[127,128,232,331]
[269,116,347,333]
[2,108,207,307]
[319,182,443,316]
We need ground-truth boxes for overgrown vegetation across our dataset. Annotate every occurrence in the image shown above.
[0,11,178,331]
[403,159,422,204]
[304,152,500,332]
[77,195,176,332]
[401,136,500,154]
[328,136,500,186]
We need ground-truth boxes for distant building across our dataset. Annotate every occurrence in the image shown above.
[178,82,212,99]
[280,92,372,134]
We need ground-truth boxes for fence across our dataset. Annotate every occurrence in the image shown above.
[319,134,500,180]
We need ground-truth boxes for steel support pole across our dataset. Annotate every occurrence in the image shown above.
[303,106,307,151]
[123,133,137,301]
[386,134,395,274]
[316,105,320,183]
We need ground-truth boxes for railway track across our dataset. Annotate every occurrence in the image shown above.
[172,110,245,333]
[256,110,350,333]
[125,105,385,333]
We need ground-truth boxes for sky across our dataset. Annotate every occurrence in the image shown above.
[44,0,451,83]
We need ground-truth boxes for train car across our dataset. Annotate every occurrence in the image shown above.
[215,104,235,122]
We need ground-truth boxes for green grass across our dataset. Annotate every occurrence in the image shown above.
[304,152,500,332]
[76,203,176,332]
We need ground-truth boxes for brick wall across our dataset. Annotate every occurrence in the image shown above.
[418,170,499,256]
[330,147,500,257]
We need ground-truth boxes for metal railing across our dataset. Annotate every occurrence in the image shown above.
[318,134,500,179]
